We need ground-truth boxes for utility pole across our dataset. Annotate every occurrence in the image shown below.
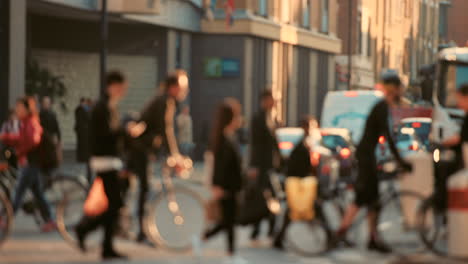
[347,0,353,90]
[100,0,108,96]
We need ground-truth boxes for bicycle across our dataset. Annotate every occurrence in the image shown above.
[0,147,88,246]
[0,162,13,248]
[278,159,425,257]
[59,155,205,252]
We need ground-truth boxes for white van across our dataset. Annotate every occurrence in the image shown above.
[321,90,384,144]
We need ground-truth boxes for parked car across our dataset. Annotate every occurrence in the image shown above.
[398,118,431,149]
[275,127,334,178]
[320,128,356,179]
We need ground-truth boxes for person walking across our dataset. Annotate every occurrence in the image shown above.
[194,98,247,264]
[127,70,189,242]
[272,116,332,250]
[75,98,92,182]
[333,75,412,253]
[176,105,194,157]
[75,71,129,260]
[9,97,56,232]
[248,90,281,241]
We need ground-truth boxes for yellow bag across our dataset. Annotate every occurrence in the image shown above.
[286,177,318,221]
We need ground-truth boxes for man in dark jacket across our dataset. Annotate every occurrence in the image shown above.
[74,98,92,182]
[128,70,189,242]
[74,98,91,163]
[40,96,61,143]
[248,90,281,241]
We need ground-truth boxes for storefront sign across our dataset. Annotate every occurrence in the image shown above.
[204,57,240,78]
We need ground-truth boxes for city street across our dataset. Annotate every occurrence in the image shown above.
[0,164,463,264]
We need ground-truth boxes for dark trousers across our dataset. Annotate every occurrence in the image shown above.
[13,165,53,222]
[251,170,275,239]
[76,170,122,252]
[204,197,237,254]
[128,151,149,235]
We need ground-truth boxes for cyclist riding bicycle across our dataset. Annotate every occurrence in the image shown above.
[127,70,189,242]
[334,75,412,253]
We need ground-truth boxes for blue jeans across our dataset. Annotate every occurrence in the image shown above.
[13,165,53,221]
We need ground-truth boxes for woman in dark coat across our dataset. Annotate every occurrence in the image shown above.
[193,98,247,264]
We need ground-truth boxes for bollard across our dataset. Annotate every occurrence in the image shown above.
[448,169,468,258]
[399,152,433,226]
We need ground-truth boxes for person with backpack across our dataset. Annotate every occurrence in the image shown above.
[272,116,331,250]
[9,97,56,232]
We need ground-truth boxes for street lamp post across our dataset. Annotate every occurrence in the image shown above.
[347,0,353,90]
[100,0,108,96]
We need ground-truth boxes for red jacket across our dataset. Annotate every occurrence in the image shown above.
[11,116,43,166]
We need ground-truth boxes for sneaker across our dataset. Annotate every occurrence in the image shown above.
[41,221,57,233]
[191,235,203,257]
[224,256,249,264]
[367,239,392,254]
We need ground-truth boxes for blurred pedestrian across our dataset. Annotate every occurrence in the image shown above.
[10,97,56,232]
[333,75,412,253]
[127,70,189,242]
[248,90,281,241]
[39,96,62,172]
[0,109,20,147]
[273,116,331,250]
[75,71,129,260]
[75,97,92,182]
[176,104,194,157]
[193,98,247,264]
[39,96,61,144]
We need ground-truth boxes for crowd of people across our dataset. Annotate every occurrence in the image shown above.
[1,67,468,264]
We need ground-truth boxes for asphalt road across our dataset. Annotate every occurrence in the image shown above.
[0,164,464,264]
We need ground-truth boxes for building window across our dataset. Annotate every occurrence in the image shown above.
[147,0,156,9]
[302,0,310,29]
[282,0,290,24]
[357,11,362,55]
[320,0,329,33]
[367,18,372,57]
[258,0,268,17]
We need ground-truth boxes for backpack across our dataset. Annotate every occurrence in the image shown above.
[37,131,61,171]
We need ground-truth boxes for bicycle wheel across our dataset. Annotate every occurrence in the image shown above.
[0,191,13,248]
[145,186,205,252]
[286,218,329,257]
[53,176,93,248]
[378,190,425,255]
[418,197,448,257]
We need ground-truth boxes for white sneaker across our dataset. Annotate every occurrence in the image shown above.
[191,235,203,257]
[224,256,249,264]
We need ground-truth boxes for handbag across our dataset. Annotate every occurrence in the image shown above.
[83,177,109,217]
[237,181,270,226]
